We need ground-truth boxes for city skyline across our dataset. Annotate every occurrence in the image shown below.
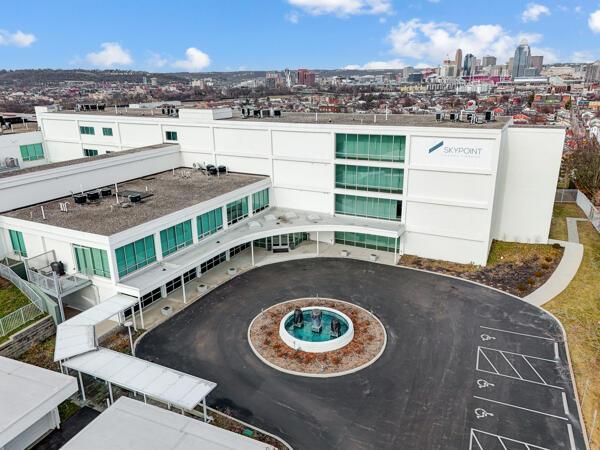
[0,0,599,72]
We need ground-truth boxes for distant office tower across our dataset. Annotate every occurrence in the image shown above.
[454,49,463,76]
[402,66,415,79]
[482,56,497,67]
[463,54,476,76]
[297,69,316,86]
[512,39,531,79]
[530,55,544,73]
[508,57,514,74]
[586,61,600,82]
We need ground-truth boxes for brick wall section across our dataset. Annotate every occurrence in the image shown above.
[0,316,55,358]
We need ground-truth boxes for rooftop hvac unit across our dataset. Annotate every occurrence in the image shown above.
[435,112,443,122]
[86,190,100,201]
[73,194,87,204]
[484,111,493,121]
[4,157,18,168]
[128,193,142,203]
[100,187,112,197]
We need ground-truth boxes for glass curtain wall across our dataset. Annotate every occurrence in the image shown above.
[335,194,402,221]
[336,134,405,162]
[335,164,403,193]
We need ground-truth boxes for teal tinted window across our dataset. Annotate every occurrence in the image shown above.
[160,220,193,257]
[9,230,27,257]
[197,208,223,240]
[335,164,403,193]
[165,131,178,141]
[74,245,110,278]
[102,127,113,136]
[252,188,269,213]
[115,235,156,278]
[19,143,44,161]
[226,197,249,225]
[335,231,396,252]
[83,148,99,157]
[336,134,405,162]
[335,194,401,221]
[79,126,95,135]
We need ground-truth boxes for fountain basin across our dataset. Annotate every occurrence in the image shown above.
[279,307,354,353]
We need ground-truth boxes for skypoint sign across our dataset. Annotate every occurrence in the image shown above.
[428,140,484,158]
[412,136,492,170]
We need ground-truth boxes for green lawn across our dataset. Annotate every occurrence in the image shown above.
[545,204,600,446]
[0,279,30,317]
[549,203,587,241]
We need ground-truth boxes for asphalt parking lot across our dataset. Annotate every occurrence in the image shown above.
[136,258,586,449]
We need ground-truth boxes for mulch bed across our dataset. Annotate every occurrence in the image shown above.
[249,298,385,375]
[400,245,564,297]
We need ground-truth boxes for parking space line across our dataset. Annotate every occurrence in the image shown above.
[476,347,564,390]
[562,392,570,416]
[567,424,576,450]
[479,326,555,341]
[469,428,550,450]
[473,395,568,421]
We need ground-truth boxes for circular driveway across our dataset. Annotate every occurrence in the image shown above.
[136,258,585,450]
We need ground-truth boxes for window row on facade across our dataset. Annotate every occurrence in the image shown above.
[19,143,44,161]
[336,133,405,162]
[334,231,397,253]
[335,193,402,222]
[335,164,403,194]
[79,126,113,136]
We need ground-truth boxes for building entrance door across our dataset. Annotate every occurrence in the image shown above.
[272,235,290,252]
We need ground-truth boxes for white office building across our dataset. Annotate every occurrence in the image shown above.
[0,107,564,320]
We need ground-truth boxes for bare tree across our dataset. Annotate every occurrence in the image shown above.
[568,138,600,203]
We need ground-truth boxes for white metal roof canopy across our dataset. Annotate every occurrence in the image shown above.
[63,348,216,411]
[60,397,275,450]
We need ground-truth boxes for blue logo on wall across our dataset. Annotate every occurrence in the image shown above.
[428,141,443,153]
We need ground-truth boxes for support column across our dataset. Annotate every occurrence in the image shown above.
[181,275,187,304]
[394,237,398,264]
[108,381,114,405]
[138,296,145,329]
[131,306,137,331]
[202,398,208,422]
[316,232,320,256]
[251,240,255,266]
[78,371,86,402]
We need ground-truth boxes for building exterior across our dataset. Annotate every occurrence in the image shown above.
[512,39,531,79]
[454,49,463,77]
[0,130,47,173]
[0,107,564,320]
[482,56,497,67]
[297,69,316,87]
[463,54,476,77]
[585,60,600,83]
[530,55,544,73]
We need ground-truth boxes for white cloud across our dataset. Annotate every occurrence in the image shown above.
[571,50,594,63]
[589,10,600,33]
[146,52,168,68]
[86,43,132,68]
[172,47,211,71]
[287,0,392,16]
[344,59,405,69]
[0,30,36,47]
[385,19,552,66]
[285,11,300,23]
[521,3,550,22]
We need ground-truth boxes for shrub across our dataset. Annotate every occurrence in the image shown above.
[534,271,543,278]
[545,256,553,262]
[527,278,535,285]
[517,283,527,292]
[552,243,562,249]
[541,263,550,270]
[331,356,342,365]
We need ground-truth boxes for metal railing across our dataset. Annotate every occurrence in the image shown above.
[0,303,44,337]
[555,188,600,233]
[555,189,578,203]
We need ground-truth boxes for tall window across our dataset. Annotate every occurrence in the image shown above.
[165,131,178,141]
[335,231,396,253]
[74,245,110,278]
[197,208,223,240]
[102,127,113,136]
[336,134,405,162]
[226,197,249,225]
[115,236,156,278]
[8,230,27,257]
[200,252,227,273]
[335,194,402,222]
[83,149,99,157]
[160,220,193,257]
[252,188,269,213]
[79,126,95,135]
[335,165,403,193]
[19,143,44,161]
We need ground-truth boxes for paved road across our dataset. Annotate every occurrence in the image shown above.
[137,258,586,450]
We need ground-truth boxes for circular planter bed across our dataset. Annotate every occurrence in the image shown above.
[248,298,386,377]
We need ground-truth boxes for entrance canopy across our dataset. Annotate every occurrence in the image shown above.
[63,348,216,411]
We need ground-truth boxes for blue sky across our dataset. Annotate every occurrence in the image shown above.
[1,0,599,71]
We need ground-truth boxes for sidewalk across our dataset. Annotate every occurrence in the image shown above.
[523,219,585,307]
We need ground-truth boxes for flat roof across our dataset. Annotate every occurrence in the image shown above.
[0,144,172,179]
[225,112,511,129]
[4,169,266,235]
[61,397,275,450]
[0,356,78,447]
[46,107,511,129]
